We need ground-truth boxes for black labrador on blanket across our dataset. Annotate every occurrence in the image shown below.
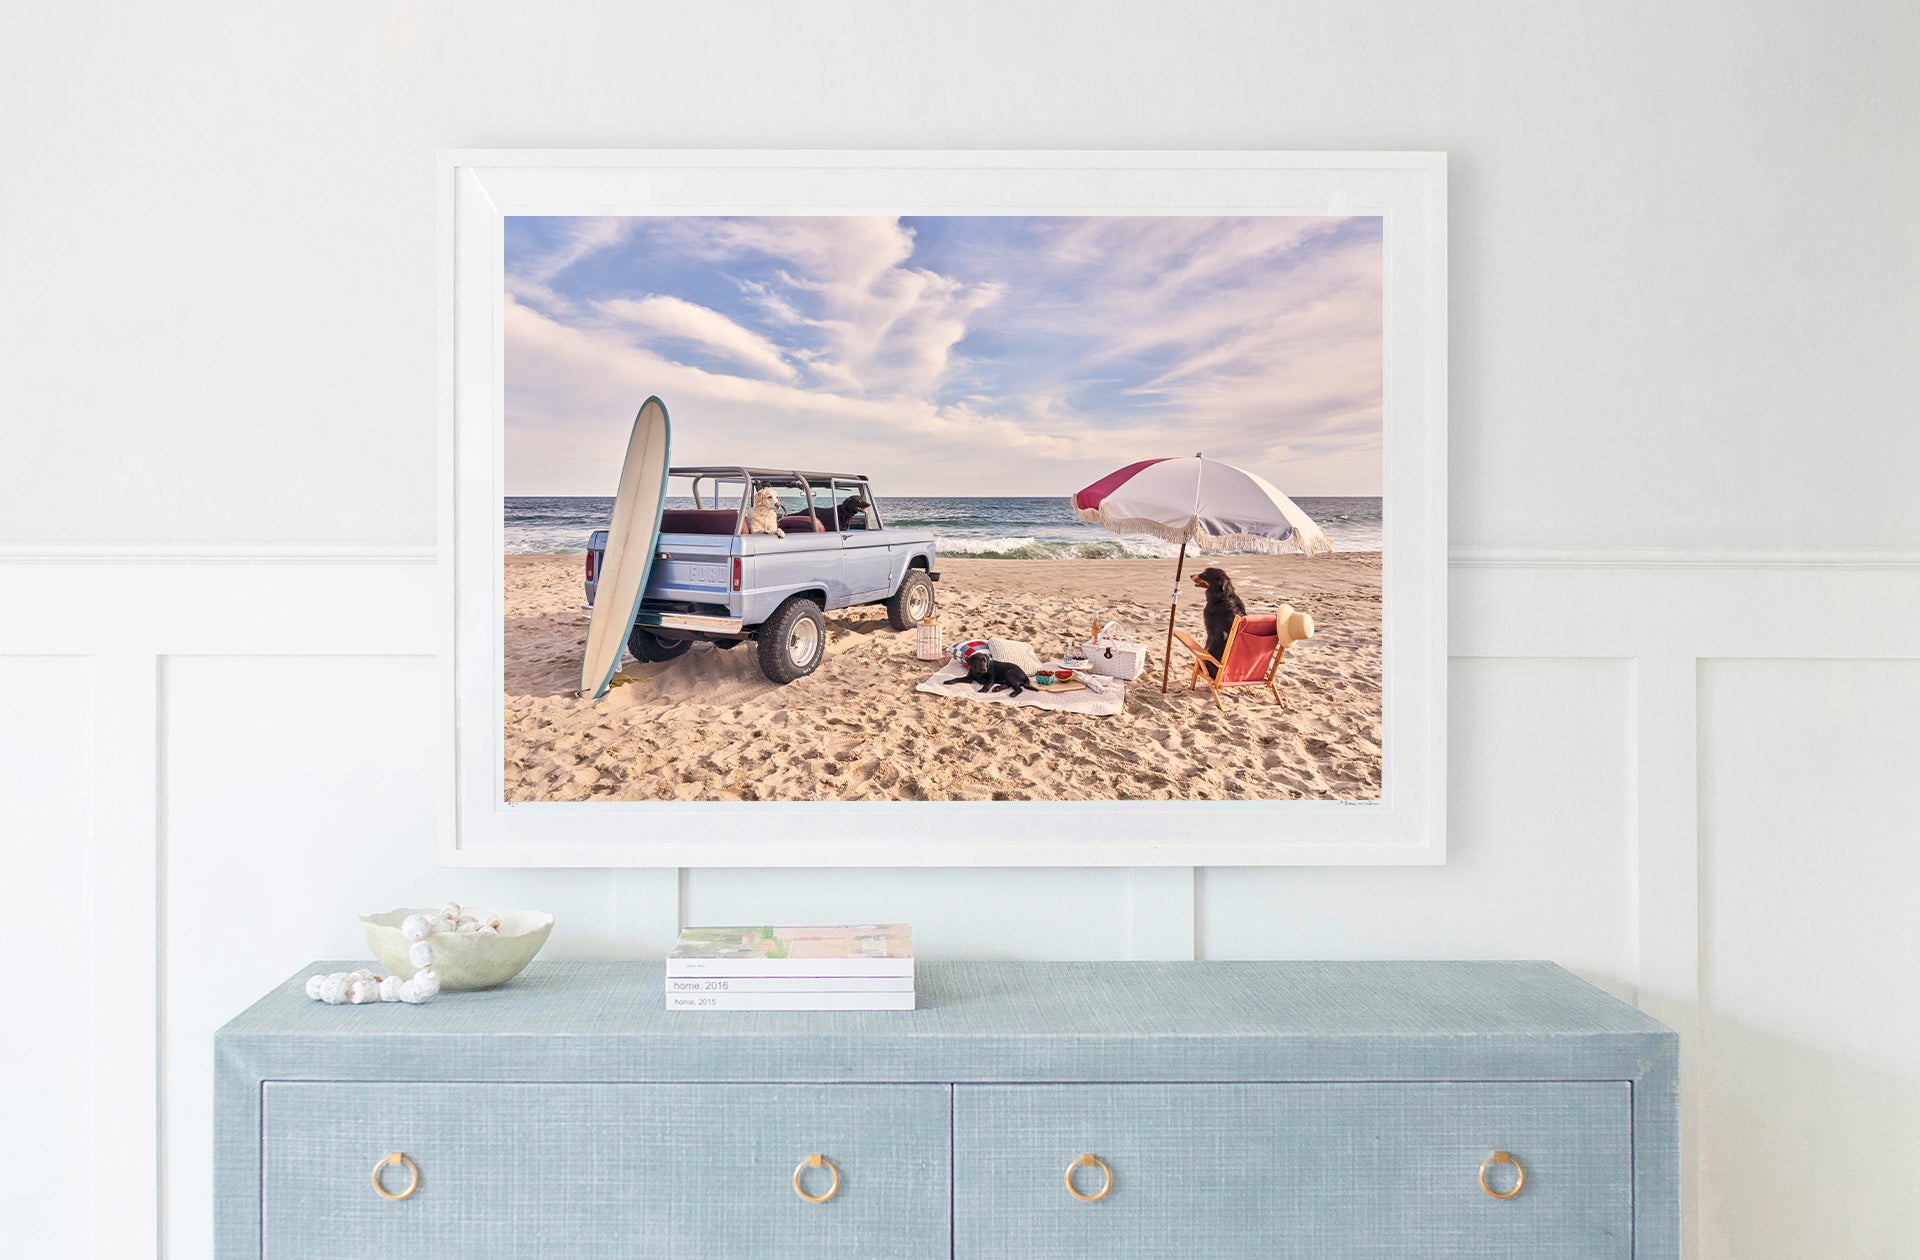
[1191,567,1247,679]
[942,652,1033,697]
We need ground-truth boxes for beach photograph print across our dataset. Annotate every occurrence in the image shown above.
[503,214,1383,804]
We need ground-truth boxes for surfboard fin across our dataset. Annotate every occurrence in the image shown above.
[574,671,651,697]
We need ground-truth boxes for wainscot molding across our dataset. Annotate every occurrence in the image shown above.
[1449,546,1920,570]
[2,543,1916,570]
[6,538,1915,1260]
[0,543,437,564]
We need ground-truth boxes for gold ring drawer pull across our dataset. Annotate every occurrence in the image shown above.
[1479,1150,1525,1199]
[793,1153,840,1203]
[1065,1153,1112,1202]
[372,1152,420,1201]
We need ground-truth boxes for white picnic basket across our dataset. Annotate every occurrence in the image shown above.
[1081,621,1147,680]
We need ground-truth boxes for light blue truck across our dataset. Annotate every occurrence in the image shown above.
[585,466,938,684]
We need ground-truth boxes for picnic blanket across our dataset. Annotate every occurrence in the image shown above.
[916,661,1127,716]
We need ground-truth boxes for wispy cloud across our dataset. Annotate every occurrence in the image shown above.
[503,214,1381,496]
[593,295,798,383]
[526,217,633,283]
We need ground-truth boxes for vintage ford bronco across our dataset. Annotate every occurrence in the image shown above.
[586,466,938,684]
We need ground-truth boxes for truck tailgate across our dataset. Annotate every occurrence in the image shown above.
[648,534,735,601]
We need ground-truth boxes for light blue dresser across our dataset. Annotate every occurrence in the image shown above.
[215,960,1678,1257]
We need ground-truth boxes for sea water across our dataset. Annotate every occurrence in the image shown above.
[504,496,1383,557]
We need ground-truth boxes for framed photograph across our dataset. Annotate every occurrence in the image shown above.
[444,150,1445,866]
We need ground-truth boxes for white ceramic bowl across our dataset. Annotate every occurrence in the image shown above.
[358,907,555,991]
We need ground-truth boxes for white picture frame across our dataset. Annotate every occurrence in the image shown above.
[443,149,1446,867]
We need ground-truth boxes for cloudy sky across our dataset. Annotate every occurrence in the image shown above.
[505,215,1382,498]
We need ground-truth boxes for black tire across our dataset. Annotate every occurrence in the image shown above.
[756,597,826,684]
[886,568,936,631]
[627,626,694,664]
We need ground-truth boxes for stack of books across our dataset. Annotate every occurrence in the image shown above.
[664,924,915,1011]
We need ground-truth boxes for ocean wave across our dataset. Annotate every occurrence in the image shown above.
[933,534,1184,561]
[504,538,591,555]
[505,494,1381,557]
[508,524,1367,560]
[884,514,1028,529]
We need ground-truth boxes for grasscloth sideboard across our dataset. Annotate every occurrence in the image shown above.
[215,960,1678,1257]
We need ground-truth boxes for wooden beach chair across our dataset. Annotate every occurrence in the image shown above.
[1171,610,1312,711]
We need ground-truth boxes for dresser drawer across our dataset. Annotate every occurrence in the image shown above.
[953,1082,1633,1258]
[260,1082,949,1259]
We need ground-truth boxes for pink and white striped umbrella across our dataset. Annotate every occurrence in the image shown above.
[1070,455,1332,556]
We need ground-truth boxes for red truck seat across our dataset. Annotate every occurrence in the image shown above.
[777,514,822,533]
[657,509,740,535]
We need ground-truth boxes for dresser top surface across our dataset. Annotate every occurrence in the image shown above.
[223,959,1668,1045]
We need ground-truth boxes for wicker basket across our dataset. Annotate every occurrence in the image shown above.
[914,617,945,661]
[1081,620,1147,680]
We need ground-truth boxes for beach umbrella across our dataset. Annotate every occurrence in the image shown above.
[1071,454,1332,691]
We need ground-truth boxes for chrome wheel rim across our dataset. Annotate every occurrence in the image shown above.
[909,583,932,620]
[788,618,821,667]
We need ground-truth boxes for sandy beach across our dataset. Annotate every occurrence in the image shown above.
[504,553,1382,802]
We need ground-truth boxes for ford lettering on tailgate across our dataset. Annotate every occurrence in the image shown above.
[655,553,728,588]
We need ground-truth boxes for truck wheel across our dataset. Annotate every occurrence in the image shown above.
[627,627,694,664]
[757,597,825,684]
[886,569,936,631]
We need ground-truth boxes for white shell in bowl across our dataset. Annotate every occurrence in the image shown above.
[358,907,554,991]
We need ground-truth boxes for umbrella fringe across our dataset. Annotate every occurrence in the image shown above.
[1195,526,1334,556]
[1073,503,1334,556]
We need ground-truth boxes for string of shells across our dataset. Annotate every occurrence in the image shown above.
[305,903,498,1006]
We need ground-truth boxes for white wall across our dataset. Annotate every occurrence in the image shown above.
[3,4,1916,1258]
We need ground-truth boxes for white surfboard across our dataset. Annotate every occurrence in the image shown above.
[579,396,672,698]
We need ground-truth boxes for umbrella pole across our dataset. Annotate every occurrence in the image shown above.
[1161,541,1188,692]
